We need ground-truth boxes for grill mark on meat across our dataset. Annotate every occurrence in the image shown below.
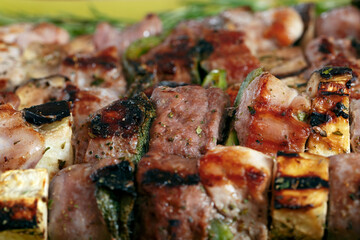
[274,200,315,210]
[277,152,300,157]
[90,100,144,139]
[63,54,117,71]
[318,66,353,79]
[333,102,349,119]
[142,169,200,187]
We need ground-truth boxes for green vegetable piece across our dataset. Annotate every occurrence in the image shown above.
[202,69,227,90]
[209,219,234,240]
[234,68,263,108]
[125,35,163,61]
[225,130,239,146]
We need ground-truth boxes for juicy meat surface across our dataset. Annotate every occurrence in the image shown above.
[200,30,260,85]
[328,153,360,239]
[60,46,126,95]
[136,151,213,240]
[48,164,111,240]
[149,86,229,158]
[62,86,119,163]
[234,72,311,156]
[316,6,360,39]
[94,14,162,55]
[351,99,360,152]
[222,7,304,54]
[0,104,44,172]
[199,146,273,240]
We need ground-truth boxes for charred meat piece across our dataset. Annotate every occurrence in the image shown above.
[150,86,229,158]
[200,30,260,86]
[306,67,352,156]
[94,14,162,56]
[48,164,111,240]
[328,153,360,239]
[271,152,329,240]
[199,146,273,240]
[0,104,44,172]
[234,71,311,156]
[136,151,212,240]
[258,47,308,78]
[15,74,69,110]
[80,93,155,164]
[316,6,360,39]
[60,46,126,95]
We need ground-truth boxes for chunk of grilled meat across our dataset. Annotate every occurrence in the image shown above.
[328,153,360,239]
[199,146,273,240]
[306,67,352,156]
[222,7,304,54]
[15,74,69,109]
[271,152,329,240]
[0,104,45,172]
[60,46,126,95]
[149,86,229,158]
[94,14,162,56]
[136,151,213,240]
[48,164,111,240]
[200,30,260,86]
[79,93,155,164]
[316,6,360,39]
[257,47,308,78]
[234,71,311,156]
[0,41,26,91]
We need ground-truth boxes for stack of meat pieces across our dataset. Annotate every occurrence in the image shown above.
[2,3,360,240]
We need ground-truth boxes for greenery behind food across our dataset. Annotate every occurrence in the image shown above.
[0,0,352,37]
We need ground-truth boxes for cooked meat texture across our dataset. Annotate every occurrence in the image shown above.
[64,34,96,55]
[60,46,126,95]
[234,72,310,156]
[0,92,20,109]
[61,86,119,163]
[48,164,111,240]
[258,47,308,77]
[350,99,360,152]
[0,23,33,44]
[200,30,260,85]
[94,14,162,55]
[304,36,358,79]
[328,153,360,239]
[15,74,69,109]
[0,104,44,172]
[150,86,229,158]
[199,146,272,240]
[316,6,360,39]
[222,7,304,54]
[80,93,155,164]
[0,41,26,91]
[16,22,69,50]
[22,42,65,79]
[136,151,212,240]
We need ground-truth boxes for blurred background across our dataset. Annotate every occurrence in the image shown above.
[0,0,352,37]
